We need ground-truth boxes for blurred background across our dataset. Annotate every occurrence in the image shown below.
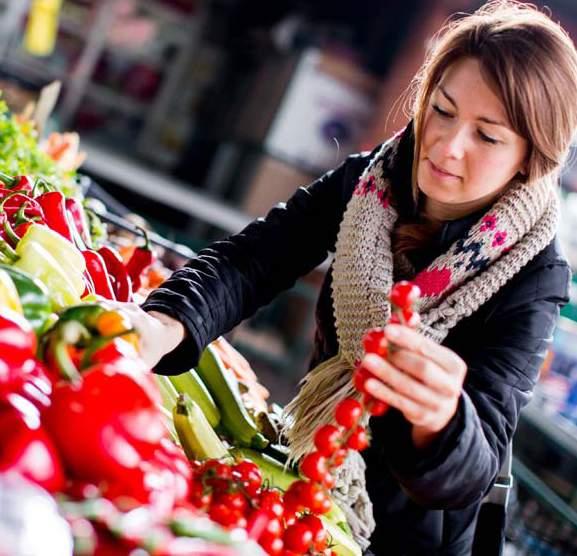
[2,1,577,553]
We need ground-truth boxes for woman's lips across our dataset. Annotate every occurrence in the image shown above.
[428,159,460,179]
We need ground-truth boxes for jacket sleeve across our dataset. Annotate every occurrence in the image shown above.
[141,153,368,374]
[383,253,571,509]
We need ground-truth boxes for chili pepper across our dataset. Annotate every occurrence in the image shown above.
[98,245,133,302]
[66,197,92,249]
[0,173,33,193]
[36,191,75,242]
[125,227,155,293]
[0,191,43,221]
[11,175,33,193]
[16,223,86,299]
[82,250,116,300]
[0,264,53,335]
[82,268,95,299]
[0,405,65,493]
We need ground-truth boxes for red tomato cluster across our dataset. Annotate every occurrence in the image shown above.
[188,458,336,555]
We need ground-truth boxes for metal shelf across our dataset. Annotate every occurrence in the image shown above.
[513,457,577,529]
[80,141,252,234]
[520,403,577,460]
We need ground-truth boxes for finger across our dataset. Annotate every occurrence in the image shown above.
[385,324,467,377]
[386,349,460,397]
[364,376,430,425]
[363,354,443,411]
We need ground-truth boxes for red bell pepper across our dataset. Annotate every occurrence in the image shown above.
[125,228,155,293]
[36,191,75,243]
[0,192,45,245]
[43,340,168,500]
[98,245,133,301]
[0,405,65,492]
[82,250,116,300]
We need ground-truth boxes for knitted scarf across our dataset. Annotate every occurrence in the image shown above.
[282,123,559,549]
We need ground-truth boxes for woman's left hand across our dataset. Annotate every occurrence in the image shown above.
[360,323,467,450]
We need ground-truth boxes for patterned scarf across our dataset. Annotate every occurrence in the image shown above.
[282,123,559,548]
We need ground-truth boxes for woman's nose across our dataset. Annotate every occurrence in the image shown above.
[439,126,467,160]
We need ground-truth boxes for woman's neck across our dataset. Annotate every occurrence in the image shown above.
[422,190,500,221]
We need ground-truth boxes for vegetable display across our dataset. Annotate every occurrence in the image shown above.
[0,99,422,556]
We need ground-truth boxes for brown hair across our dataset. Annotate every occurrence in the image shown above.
[393,0,577,260]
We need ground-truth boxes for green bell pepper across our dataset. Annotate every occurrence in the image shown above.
[0,264,52,334]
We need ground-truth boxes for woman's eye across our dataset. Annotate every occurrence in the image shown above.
[432,104,452,118]
[479,131,498,144]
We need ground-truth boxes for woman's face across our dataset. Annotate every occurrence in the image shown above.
[417,57,528,209]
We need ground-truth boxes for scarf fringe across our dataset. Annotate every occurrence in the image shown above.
[282,352,360,464]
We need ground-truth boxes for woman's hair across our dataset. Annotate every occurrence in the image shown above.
[394,0,577,260]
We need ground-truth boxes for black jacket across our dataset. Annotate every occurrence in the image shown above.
[143,146,571,556]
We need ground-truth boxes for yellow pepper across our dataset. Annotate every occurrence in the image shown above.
[14,241,81,310]
[16,224,85,297]
[0,269,23,314]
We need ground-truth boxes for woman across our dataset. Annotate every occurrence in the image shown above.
[121,1,577,554]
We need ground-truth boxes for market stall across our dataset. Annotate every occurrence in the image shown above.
[0,96,386,555]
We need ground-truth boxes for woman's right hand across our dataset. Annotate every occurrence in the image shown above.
[108,302,186,368]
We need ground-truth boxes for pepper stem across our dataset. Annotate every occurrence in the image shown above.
[32,178,54,196]
[0,171,15,188]
[3,219,20,245]
[136,226,151,250]
[0,235,19,263]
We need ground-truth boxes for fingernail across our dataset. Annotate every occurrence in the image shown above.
[365,378,379,391]
[385,324,400,338]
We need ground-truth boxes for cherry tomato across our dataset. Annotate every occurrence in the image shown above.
[189,482,212,510]
[300,451,329,483]
[314,424,342,456]
[283,480,309,514]
[299,515,328,551]
[335,398,362,428]
[259,488,285,519]
[265,517,283,538]
[362,328,388,356]
[260,535,284,555]
[213,490,249,515]
[209,502,235,526]
[300,482,330,515]
[363,394,389,416]
[233,459,263,497]
[202,460,233,492]
[283,522,313,553]
[353,366,373,394]
[389,281,421,309]
[401,307,420,327]
[346,426,369,451]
